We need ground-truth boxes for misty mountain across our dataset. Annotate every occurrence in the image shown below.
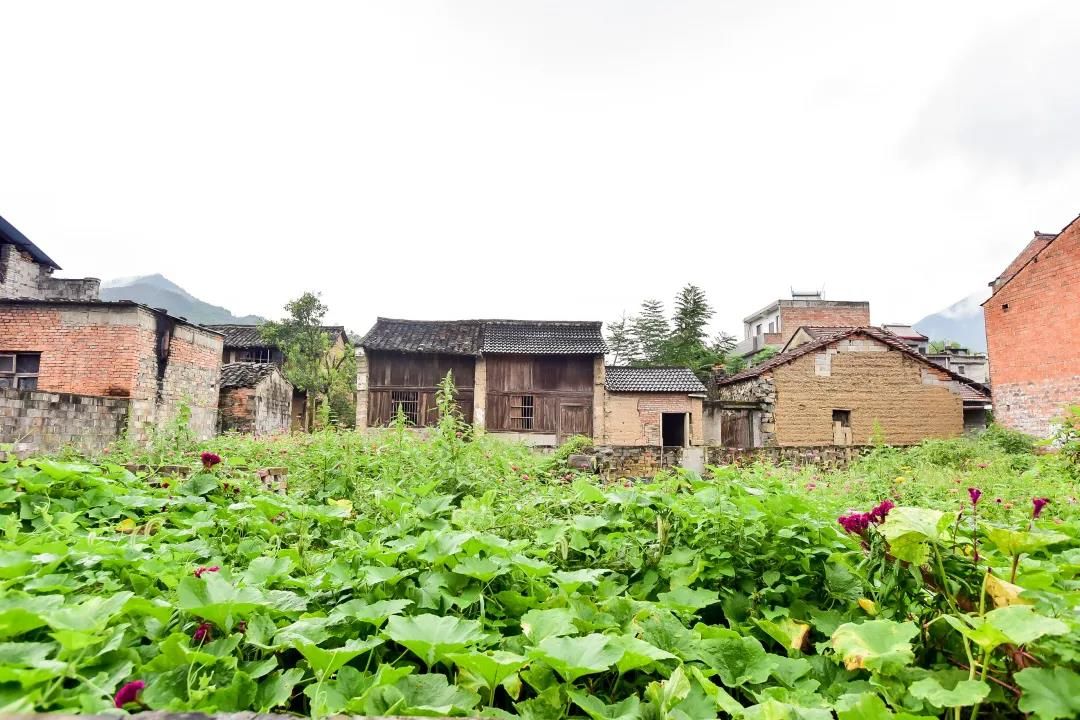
[101,274,266,325]
[913,290,990,351]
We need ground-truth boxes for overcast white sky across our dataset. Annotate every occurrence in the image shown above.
[2,1,1079,334]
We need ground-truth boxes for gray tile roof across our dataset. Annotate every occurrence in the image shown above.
[605,366,707,393]
[220,362,288,389]
[359,318,607,355]
[0,214,61,270]
[208,324,347,349]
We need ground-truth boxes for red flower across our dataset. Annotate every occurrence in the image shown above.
[838,512,872,535]
[193,621,213,644]
[194,565,220,579]
[114,680,145,708]
[1033,497,1051,519]
[968,488,982,505]
[200,452,222,470]
[869,500,895,523]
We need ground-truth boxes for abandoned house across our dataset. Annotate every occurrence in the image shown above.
[711,326,991,448]
[1,214,100,301]
[733,290,871,359]
[602,366,707,447]
[356,318,607,445]
[984,217,1080,437]
[218,363,294,435]
[207,323,350,429]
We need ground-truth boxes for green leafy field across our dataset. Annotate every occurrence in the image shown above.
[2,415,1079,718]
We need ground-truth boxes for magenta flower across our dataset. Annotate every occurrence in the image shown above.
[113,680,145,708]
[838,512,872,535]
[869,499,895,524]
[194,565,220,579]
[968,488,982,505]
[1033,497,1051,519]
[193,621,213,644]
[200,451,222,470]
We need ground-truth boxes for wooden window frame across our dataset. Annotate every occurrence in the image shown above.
[390,390,420,425]
[239,347,273,364]
[0,352,41,390]
[509,394,534,430]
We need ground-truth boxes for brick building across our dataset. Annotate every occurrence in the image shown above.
[733,291,871,359]
[984,217,1080,437]
[1,214,100,301]
[711,327,990,448]
[219,363,294,435]
[0,299,223,443]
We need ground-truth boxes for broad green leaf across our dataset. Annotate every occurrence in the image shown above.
[367,673,480,715]
[44,592,133,633]
[447,650,528,697]
[697,633,776,687]
[1016,667,1080,719]
[552,568,609,592]
[453,555,510,582]
[384,613,484,667]
[945,606,1069,652]
[756,618,811,654]
[521,608,578,643]
[740,699,833,720]
[294,636,384,676]
[529,633,624,683]
[689,665,745,715]
[177,573,266,629]
[611,635,677,673]
[657,586,720,614]
[330,598,413,627]
[0,595,63,639]
[242,556,293,586]
[570,690,642,720]
[830,620,917,674]
[986,527,1071,556]
[878,507,952,565]
[835,692,934,720]
[645,663,692,713]
[510,554,553,578]
[909,677,989,708]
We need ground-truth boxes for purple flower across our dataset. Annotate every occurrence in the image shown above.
[200,451,222,470]
[869,500,895,523]
[114,680,145,708]
[968,488,982,505]
[1033,497,1051,519]
[838,512,872,535]
[194,565,220,579]
[193,621,213,644]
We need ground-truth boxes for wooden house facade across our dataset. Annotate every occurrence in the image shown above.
[357,318,607,445]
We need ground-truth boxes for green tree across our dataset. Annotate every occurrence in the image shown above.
[750,346,779,366]
[261,292,356,430]
[605,313,639,365]
[632,299,670,364]
[928,339,962,354]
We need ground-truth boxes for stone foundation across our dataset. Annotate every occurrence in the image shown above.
[706,444,871,469]
[0,387,128,457]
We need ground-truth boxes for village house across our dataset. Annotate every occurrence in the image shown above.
[733,290,871,359]
[926,346,989,385]
[984,219,1080,437]
[218,363,294,435]
[880,324,929,354]
[711,326,991,448]
[207,323,350,430]
[1,214,100,301]
[356,318,606,444]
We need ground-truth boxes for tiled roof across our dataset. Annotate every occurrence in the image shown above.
[0,214,61,270]
[481,320,607,355]
[605,366,707,393]
[716,326,990,402]
[208,324,347,349]
[359,318,607,355]
[220,362,288,389]
[881,324,928,341]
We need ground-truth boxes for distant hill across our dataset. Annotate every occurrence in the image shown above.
[913,290,990,351]
[101,274,266,325]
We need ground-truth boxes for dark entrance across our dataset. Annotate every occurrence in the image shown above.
[661,412,686,447]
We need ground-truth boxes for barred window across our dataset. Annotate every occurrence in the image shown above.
[391,391,419,425]
[510,395,534,430]
[0,352,41,390]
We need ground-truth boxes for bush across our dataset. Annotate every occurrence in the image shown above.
[908,437,980,469]
[982,423,1035,455]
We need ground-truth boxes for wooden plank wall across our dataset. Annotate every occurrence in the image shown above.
[367,351,475,427]
[484,354,593,437]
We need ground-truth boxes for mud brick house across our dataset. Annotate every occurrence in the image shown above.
[0,299,222,453]
[733,290,871,359]
[984,217,1080,437]
[218,363,294,435]
[1,214,100,301]
[357,318,606,445]
[710,326,990,448]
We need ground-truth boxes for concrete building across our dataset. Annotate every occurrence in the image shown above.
[984,218,1080,437]
[711,326,991,447]
[219,363,294,435]
[1,214,100,301]
[734,291,871,359]
[926,347,989,385]
[881,324,929,354]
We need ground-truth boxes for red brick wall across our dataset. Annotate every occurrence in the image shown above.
[985,221,1080,437]
[779,304,871,342]
[0,305,144,396]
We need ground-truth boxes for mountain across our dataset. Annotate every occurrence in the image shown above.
[913,290,990,351]
[101,274,266,325]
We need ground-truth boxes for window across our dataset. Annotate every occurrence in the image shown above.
[956,365,966,375]
[767,321,775,333]
[239,347,272,363]
[390,391,419,425]
[832,409,851,427]
[756,323,763,336]
[0,352,41,390]
[510,395,534,430]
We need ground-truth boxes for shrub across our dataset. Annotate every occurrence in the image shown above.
[982,423,1036,455]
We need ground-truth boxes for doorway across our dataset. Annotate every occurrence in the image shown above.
[661,412,687,447]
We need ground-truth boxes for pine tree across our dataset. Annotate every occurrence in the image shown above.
[669,284,714,352]
[631,299,669,364]
[605,313,639,365]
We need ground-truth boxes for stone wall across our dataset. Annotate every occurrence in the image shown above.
[0,244,99,300]
[598,445,684,478]
[712,376,776,446]
[354,350,369,430]
[706,444,869,468]
[0,387,128,456]
[985,222,1080,437]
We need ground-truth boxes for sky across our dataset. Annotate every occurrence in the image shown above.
[2,1,1079,335]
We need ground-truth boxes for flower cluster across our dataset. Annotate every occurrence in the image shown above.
[200,451,222,470]
[113,680,145,708]
[839,499,895,535]
[193,565,220,579]
[968,487,982,505]
[193,621,213,644]
[1033,497,1051,519]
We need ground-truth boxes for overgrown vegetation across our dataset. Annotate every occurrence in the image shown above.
[2,412,1079,718]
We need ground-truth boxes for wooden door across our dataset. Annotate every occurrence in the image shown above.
[557,402,591,444]
[720,409,752,448]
